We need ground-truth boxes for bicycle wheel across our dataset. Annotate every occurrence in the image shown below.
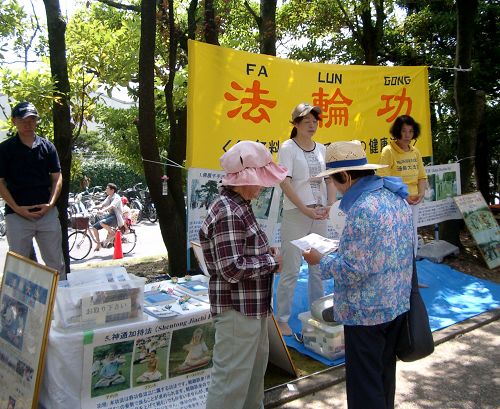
[121,229,137,254]
[68,231,92,260]
[146,204,157,223]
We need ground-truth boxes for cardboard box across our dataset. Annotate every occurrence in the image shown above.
[298,311,345,360]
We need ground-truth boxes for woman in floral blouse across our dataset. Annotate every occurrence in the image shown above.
[303,140,413,409]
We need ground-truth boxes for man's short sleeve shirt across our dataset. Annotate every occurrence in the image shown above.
[0,134,61,213]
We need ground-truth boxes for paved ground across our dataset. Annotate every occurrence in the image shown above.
[265,309,500,409]
[0,221,167,273]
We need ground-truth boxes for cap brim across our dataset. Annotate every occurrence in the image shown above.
[14,112,39,119]
[316,163,388,178]
[291,106,322,122]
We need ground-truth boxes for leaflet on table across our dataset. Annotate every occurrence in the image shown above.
[290,233,339,255]
[143,290,178,306]
[176,280,209,296]
[144,291,210,319]
[80,309,214,409]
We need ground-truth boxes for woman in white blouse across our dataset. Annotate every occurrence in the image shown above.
[275,103,337,336]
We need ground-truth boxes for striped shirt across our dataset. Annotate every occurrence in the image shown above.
[199,188,278,318]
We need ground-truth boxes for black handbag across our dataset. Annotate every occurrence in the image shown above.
[396,257,434,362]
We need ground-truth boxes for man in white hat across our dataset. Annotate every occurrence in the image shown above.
[304,140,414,409]
[199,140,287,409]
[0,101,64,276]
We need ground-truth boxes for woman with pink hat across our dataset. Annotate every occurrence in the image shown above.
[303,140,414,409]
[275,103,337,336]
[199,140,287,409]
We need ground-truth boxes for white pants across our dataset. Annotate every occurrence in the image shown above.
[5,207,65,276]
[206,310,268,409]
[276,208,327,323]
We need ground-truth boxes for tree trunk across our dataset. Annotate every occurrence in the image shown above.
[137,0,181,275]
[475,122,490,203]
[158,0,189,276]
[334,0,385,65]
[441,0,485,245]
[43,0,72,276]
[260,0,277,56]
[454,0,484,194]
[358,0,384,65]
[204,0,219,45]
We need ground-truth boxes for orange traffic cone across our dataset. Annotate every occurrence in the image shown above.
[113,230,124,259]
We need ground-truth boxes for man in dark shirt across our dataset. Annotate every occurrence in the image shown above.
[0,101,64,276]
[199,141,287,409]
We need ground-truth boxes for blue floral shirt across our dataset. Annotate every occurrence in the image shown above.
[320,175,413,326]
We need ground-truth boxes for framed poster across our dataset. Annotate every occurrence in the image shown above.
[0,251,59,409]
[454,192,500,269]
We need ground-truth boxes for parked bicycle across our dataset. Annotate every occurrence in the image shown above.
[68,214,137,260]
[141,188,157,223]
[121,183,144,223]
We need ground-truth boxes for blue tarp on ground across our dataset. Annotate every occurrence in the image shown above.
[273,259,500,366]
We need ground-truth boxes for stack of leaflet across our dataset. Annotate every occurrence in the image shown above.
[143,275,210,319]
[142,288,179,319]
[176,280,209,299]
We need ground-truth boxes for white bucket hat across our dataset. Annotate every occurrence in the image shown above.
[220,141,288,187]
[316,140,388,178]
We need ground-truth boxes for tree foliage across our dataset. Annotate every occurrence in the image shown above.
[1,0,498,265]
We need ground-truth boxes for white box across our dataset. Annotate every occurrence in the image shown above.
[298,311,345,360]
[54,272,146,330]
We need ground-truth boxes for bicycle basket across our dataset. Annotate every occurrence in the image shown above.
[70,215,90,230]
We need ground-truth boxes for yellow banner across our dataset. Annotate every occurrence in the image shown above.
[187,40,432,170]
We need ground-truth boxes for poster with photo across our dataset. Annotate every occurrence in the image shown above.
[454,192,500,269]
[417,163,462,227]
[0,252,58,409]
[187,168,282,248]
[81,310,214,409]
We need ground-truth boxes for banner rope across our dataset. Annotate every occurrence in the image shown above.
[142,158,186,169]
[428,65,472,72]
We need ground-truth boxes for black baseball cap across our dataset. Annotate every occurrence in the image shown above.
[11,101,39,119]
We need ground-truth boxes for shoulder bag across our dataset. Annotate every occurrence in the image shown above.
[396,257,434,362]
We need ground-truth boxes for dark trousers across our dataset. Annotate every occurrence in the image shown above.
[344,314,405,409]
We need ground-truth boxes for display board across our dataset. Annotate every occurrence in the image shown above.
[454,192,500,269]
[417,163,462,227]
[187,40,432,170]
[80,311,213,409]
[0,252,59,409]
[187,168,283,247]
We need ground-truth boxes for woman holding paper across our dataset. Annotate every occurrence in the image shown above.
[275,102,337,336]
[303,140,413,409]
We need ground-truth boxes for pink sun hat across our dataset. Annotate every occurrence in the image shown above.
[220,141,288,187]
